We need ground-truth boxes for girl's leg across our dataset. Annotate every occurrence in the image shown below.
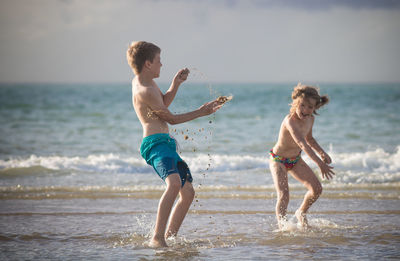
[270,160,289,228]
[165,181,195,238]
[289,158,322,227]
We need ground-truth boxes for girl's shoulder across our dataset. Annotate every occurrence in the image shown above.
[285,114,296,124]
[282,114,296,130]
[285,114,313,129]
[283,114,291,121]
[282,114,290,125]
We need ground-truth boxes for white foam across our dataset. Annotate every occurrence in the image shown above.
[329,146,400,174]
[185,154,267,173]
[0,154,150,174]
[1,146,399,184]
[326,146,400,184]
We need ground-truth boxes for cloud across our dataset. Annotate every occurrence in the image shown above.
[201,0,400,10]
[0,0,399,83]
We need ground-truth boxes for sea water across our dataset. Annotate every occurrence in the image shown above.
[0,81,399,260]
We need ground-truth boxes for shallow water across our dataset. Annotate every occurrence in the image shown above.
[1,82,400,259]
[1,188,399,260]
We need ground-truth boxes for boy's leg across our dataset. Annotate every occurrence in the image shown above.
[150,173,181,247]
[165,181,195,238]
[289,158,322,227]
[270,160,289,227]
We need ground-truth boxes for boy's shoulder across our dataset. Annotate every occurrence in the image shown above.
[133,79,156,93]
[135,83,162,104]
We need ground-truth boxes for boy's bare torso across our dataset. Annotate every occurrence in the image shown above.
[273,115,314,158]
[132,78,169,137]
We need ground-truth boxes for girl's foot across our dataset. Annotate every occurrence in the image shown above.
[295,209,309,229]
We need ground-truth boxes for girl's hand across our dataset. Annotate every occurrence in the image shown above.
[318,161,335,180]
[321,152,332,164]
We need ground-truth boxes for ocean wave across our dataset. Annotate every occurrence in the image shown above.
[326,146,400,184]
[0,153,267,175]
[1,146,399,184]
[330,147,400,174]
[0,154,150,175]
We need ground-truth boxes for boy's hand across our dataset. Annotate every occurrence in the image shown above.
[199,99,223,116]
[318,161,335,180]
[173,68,190,85]
[321,152,332,164]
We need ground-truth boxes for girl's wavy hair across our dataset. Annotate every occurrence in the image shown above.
[289,83,329,116]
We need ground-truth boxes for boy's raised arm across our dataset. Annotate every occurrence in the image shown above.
[163,68,190,107]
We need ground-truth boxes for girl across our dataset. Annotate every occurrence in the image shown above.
[269,84,334,229]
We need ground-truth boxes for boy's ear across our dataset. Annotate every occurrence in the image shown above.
[144,60,152,70]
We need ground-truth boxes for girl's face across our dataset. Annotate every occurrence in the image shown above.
[295,97,317,120]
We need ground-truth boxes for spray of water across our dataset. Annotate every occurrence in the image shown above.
[143,67,233,242]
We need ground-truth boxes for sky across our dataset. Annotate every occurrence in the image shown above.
[0,0,400,84]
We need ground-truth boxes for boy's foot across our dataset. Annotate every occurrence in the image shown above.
[277,215,288,230]
[295,209,309,229]
[148,236,168,248]
[165,231,177,240]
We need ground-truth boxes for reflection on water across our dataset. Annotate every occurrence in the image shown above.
[1,194,399,260]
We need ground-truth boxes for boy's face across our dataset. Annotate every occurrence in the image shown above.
[149,52,162,78]
[296,97,316,120]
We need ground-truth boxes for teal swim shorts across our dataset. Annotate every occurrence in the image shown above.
[140,133,193,187]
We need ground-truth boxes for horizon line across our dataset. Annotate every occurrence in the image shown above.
[1,80,400,86]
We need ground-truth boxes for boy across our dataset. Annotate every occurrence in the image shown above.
[126,41,223,247]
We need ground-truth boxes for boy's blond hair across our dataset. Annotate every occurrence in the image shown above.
[290,83,329,116]
[126,41,161,74]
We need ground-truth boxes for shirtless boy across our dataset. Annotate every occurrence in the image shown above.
[126,41,223,247]
[269,84,335,229]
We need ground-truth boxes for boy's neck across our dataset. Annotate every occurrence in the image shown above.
[137,72,154,86]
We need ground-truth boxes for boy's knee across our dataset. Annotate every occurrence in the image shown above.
[182,183,195,201]
[166,176,181,192]
[190,186,195,199]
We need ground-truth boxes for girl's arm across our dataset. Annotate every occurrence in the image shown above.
[305,128,332,164]
[286,118,324,166]
[286,118,334,179]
